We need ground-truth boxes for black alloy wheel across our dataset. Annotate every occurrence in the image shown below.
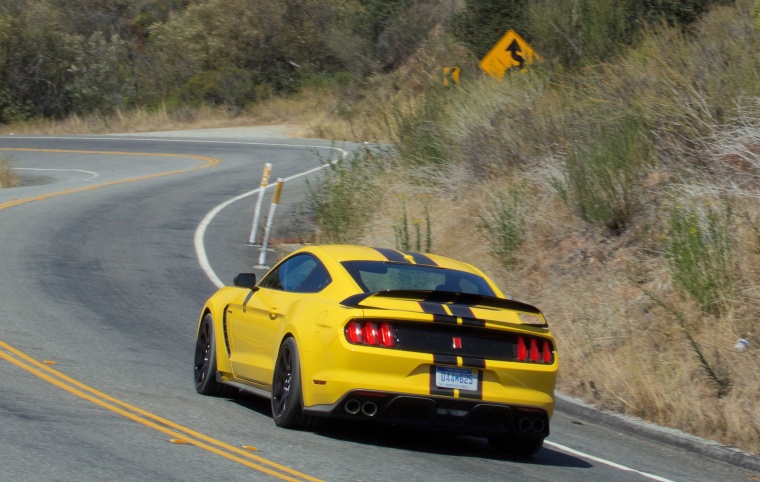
[271,338,306,428]
[194,314,236,397]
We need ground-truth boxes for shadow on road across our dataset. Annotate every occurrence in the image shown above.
[232,390,592,469]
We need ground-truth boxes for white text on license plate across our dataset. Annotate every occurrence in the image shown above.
[435,366,477,391]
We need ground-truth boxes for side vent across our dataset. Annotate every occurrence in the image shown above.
[222,305,232,356]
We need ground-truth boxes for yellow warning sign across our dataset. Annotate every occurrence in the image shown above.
[479,30,540,79]
[443,67,460,86]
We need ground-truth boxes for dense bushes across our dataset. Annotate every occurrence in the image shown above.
[452,0,735,67]
[0,0,738,125]
[0,0,464,123]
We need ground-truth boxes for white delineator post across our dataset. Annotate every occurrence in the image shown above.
[256,178,284,268]
[248,163,272,245]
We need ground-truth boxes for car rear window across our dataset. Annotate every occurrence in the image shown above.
[341,261,495,296]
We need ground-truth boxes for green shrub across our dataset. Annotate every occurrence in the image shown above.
[479,188,526,267]
[392,194,431,252]
[306,148,384,243]
[451,0,529,58]
[625,0,734,30]
[552,115,655,233]
[666,200,734,315]
[176,67,256,109]
[526,0,630,68]
[391,87,452,167]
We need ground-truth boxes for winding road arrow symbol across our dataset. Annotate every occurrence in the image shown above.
[506,40,525,69]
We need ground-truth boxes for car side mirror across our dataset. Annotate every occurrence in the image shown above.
[233,273,257,289]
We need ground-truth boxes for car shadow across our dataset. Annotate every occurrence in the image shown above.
[231,390,272,416]
[231,391,591,469]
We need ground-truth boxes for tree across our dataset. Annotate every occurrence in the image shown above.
[451,0,529,58]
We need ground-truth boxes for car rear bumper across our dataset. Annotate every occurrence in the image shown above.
[299,340,557,415]
[304,390,550,437]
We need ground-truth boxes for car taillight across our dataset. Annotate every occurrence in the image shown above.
[517,336,527,361]
[516,335,553,364]
[530,338,539,362]
[379,322,395,347]
[345,320,396,348]
[364,323,378,345]
[347,321,363,344]
[542,340,552,363]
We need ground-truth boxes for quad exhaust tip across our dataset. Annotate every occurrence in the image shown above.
[518,416,545,433]
[344,399,361,415]
[343,399,378,417]
[361,402,378,417]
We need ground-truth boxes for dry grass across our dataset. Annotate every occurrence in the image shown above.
[0,89,344,139]
[350,155,760,454]
[0,156,18,188]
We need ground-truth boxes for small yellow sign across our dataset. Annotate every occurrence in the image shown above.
[479,30,540,79]
[443,67,460,86]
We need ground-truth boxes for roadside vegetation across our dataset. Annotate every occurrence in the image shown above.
[0,156,16,188]
[2,0,758,455]
[308,0,760,455]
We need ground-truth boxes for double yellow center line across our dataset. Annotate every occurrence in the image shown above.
[0,147,322,481]
[0,148,219,211]
[0,342,320,481]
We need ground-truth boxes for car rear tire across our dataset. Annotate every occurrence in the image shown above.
[194,314,237,397]
[488,434,544,457]
[271,338,308,428]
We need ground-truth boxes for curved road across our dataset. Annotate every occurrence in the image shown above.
[0,132,755,481]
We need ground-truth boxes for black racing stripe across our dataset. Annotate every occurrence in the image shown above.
[429,365,456,397]
[420,301,448,316]
[433,354,458,366]
[433,315,458,324]
[420,302,458,324]
[428,301,486,328]
[459,370,483,400]
[461,317,486,328]
[462,358,486,369]
[372,247,410,263]
[403,251,438,266]
[448,304,474,318]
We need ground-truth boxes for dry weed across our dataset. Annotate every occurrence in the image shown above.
[0,95,333,138]
[0,156,18,188]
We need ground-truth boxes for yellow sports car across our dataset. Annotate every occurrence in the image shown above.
[194,245,558,455]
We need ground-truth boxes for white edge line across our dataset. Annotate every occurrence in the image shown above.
[12,167,99,181]
[545,441,675,482]
[194,146,347,289]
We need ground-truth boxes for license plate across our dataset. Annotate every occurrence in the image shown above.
[435,366,478,391]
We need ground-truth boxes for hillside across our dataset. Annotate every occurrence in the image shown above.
[307,0,760,454]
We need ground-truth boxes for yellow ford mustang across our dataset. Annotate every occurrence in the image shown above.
[194,245,558,455]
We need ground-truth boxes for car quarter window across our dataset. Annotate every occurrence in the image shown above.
[259,254,332,293]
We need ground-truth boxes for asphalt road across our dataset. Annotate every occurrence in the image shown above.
[0,131,757,481]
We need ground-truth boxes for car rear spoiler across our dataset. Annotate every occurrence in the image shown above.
[340,290,543,315]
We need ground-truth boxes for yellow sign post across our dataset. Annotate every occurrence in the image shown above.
[479,30,540,79]
[443,67,460,86]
